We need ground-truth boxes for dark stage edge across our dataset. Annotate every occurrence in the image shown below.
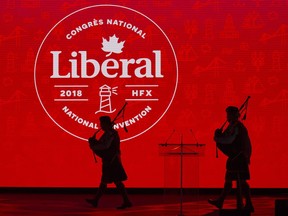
[1,191,288,216]
[1,187,288,194]
[1,188,288,216]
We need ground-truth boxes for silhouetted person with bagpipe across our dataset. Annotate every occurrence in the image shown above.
[86,116,132,209]
[208,106,254,213]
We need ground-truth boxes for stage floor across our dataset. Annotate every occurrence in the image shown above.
[0,192,287,215]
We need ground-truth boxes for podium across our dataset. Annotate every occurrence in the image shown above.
[159,142,205,216]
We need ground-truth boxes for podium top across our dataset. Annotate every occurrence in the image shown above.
[159,143,205,147]
[158,143,206,156]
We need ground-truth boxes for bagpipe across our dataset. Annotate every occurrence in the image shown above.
[88,102,128,162]
[215,96,251,158]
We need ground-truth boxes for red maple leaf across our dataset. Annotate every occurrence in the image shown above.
[102,34,125,57]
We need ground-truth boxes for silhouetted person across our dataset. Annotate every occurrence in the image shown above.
[208,106,254,212]
[86,116,132,209]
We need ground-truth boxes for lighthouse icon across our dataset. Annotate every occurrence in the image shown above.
[95,85,118,114]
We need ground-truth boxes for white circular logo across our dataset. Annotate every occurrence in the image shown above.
[34,4,178,141]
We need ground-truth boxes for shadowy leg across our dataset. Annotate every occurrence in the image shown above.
[208,180,232,209]
[115,181,132,209]
[236,174,244,210]
[242,181,254,212]
[86,182,107,207]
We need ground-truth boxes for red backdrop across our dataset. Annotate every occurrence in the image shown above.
[0,0,288,188]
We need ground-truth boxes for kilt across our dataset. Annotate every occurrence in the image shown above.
[225,153,250,180]
[101,155,128,184]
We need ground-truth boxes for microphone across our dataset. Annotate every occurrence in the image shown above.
[190,129,199,146]
[164,129,176,146]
